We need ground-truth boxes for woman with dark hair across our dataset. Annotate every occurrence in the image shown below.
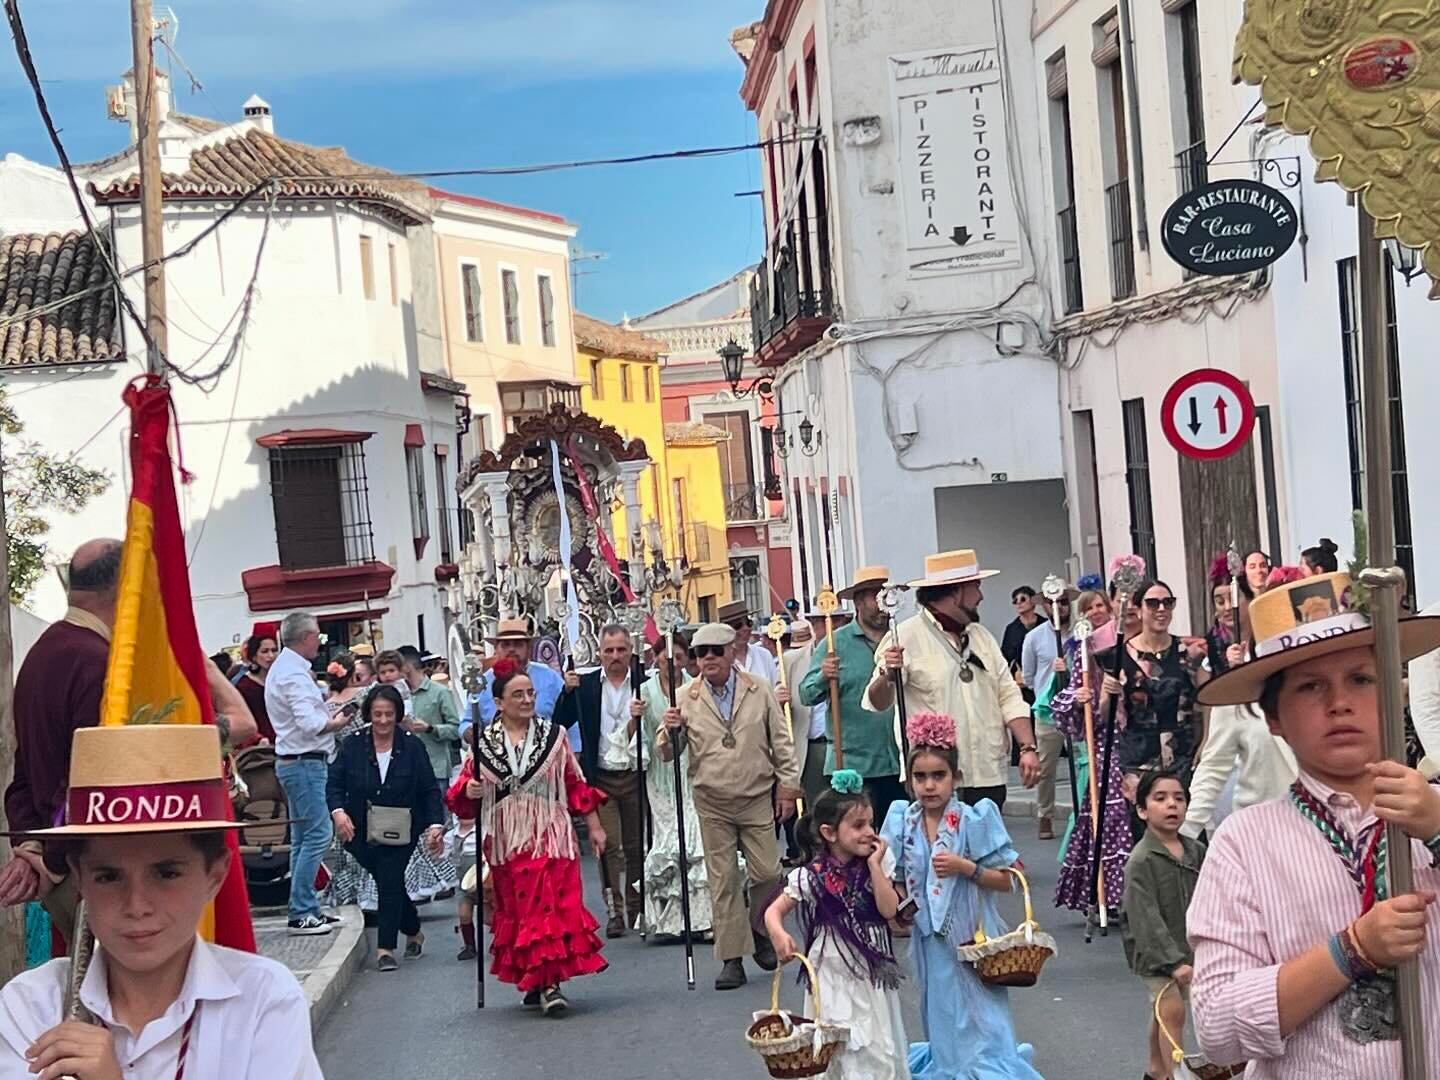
[1098,580,1209,814]
[1239,549,1272,600]
[1300,538,1340,577]
[327,684,445,972]
[447,658,608,1015]
[236,633,279,745]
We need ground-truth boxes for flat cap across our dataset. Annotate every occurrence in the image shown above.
[691,623,737,648]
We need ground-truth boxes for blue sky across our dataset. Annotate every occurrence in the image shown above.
[0,1,766,321]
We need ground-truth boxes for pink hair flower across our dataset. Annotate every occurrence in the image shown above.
[906,711,956,751]
[326,660,347,678]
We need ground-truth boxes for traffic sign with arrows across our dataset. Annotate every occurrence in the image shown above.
[1160,368,1255,461]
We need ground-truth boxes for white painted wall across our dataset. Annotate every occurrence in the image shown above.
[4,184,457,652]
[754,0,1064,594]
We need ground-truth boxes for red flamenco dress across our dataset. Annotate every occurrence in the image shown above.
[447,714,608,991]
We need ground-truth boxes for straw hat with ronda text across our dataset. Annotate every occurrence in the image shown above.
[1198,571,1440,707]
[907,549,1002,590]
[12,725,244,837]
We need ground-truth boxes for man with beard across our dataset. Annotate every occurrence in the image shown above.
[799,566,903,816]
[866,549,1042,809]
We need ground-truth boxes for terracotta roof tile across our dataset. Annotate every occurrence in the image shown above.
[665,421,732,446]
[573,312,666,361]
[0,231,122,368]
[91,128,429,225]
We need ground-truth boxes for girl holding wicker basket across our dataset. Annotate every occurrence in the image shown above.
[880,711,1045,1079]
[763,771,911,1079]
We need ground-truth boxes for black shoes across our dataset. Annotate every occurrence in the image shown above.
[541,986,569,1016]
[523,989,542,1009]
[752,933,779,972]
[715,958,747,990]
[403,934,424,959]
[456,945,478,961]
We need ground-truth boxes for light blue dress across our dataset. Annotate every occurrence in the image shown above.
[881,798,1044,1080]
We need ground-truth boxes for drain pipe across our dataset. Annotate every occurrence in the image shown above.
[1117,0,1149,251]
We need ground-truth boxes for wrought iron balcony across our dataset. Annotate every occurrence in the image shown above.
[1106,178,1136,301]
[1057,205,1083,315]
[749,240,834,367]
[723,482,764,523]
[1176,139,1208,197]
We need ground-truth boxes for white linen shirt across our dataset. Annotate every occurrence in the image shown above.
[265,646,335,757]
[1181,703,1297,838]
[1407,599,1440,764]
[738,641,778,685]
[599,676,642,771]
[866,609,1028,788]
[0,938,322,1080]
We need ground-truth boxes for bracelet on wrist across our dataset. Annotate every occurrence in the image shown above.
[1345,920,1380,974]
[1424,831,1440,867]
[1018,744,1038,755]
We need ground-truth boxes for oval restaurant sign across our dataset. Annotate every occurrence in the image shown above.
[1161,178,1299,276]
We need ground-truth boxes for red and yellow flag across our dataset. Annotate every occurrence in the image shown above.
[100,375,256,952]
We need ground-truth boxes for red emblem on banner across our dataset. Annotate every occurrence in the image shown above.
[1344,38,1418,89]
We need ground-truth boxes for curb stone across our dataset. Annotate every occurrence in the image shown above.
[305,907,368,1032]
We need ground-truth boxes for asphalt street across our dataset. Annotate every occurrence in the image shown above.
[316,810,1160,1079]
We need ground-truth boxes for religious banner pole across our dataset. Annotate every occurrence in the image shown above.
[1357,204,1425,1072]
[1072,617,1106,939]
[1043,574,1081,857]
[878,585,909,765]
[656,598,695,990]
[1226,543,1243,651]
[817,587,845,770]
[621,601,651,939]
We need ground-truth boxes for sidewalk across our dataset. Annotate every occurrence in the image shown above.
[1003,766,1075,820]
[254,907,368,1031]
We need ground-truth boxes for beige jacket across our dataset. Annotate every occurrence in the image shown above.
[680,670,801,806]
[866,608,1028,788]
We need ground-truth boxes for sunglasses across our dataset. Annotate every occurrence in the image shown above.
[693,645,727,658]
[1142,596,1178,611]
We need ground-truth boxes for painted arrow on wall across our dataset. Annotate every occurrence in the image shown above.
[950,226,971,246]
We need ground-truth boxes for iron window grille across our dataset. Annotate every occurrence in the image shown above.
[1122,398,1158,576]
[1107,178,1137,300]
[269,442,376,571]
[502,269,521,344]
[461,264,483,342]
[539,275,556,347]
[406,444,430,557]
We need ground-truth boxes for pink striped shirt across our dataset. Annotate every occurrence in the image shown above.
[1188,771,1440,1078]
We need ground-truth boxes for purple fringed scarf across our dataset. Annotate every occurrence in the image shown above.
[795,854,900,991]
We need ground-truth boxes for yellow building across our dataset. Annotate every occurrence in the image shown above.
[574,314,731,621]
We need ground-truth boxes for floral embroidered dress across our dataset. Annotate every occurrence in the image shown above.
[1048,627,1131,914]
[784,851,909,1080]
[881,798,1044,1080]
[446,714,607,991]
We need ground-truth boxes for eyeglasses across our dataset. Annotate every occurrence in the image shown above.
[1142,596,1178,611]
[692,645,727,659]
[1012,597,1028,606]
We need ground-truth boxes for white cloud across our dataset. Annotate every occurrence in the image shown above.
[0,0,760,85]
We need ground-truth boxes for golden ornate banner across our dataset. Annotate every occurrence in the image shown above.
[1234,0,1440,295]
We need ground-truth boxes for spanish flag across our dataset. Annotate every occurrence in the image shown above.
[99,375,256,951]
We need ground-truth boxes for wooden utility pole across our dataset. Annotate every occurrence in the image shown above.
[1356,205,1426,1077]
[130,0,167,374]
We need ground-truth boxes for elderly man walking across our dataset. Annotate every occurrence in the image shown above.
[866,549,1042,809]
[664,623,801,990]
[267,611,352,935]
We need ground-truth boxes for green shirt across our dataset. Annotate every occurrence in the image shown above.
[799,622,899,779]
[1121,829,1206,977]
[409,677,461,783]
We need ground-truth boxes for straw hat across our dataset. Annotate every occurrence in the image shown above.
[837,565,891,601]
[16,725,244,837]
[487,617,534,642]
[907,549,1001,589]
[1198,571,1440,706]
[717,600,752,627]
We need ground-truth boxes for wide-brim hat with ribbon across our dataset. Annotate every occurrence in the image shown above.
[907,549,1002,589]
[14,725,245,837]
[717,600,752,626]
[487,617,534,642]
[1198,571,1440,707]
[837,565,892,601]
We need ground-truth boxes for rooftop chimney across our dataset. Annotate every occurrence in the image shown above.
[111,67,172,143]
[243,94,274,134]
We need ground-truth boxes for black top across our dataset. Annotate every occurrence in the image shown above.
[326,729,444,846]
[1116,638,1202,777]
[1001,615,1043,673]
[554,667,642,780]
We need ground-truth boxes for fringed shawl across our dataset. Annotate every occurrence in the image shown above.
[473,716,577,863]
[794,854,900,991]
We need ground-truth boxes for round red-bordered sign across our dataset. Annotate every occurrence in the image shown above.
[1160,368,1256,461]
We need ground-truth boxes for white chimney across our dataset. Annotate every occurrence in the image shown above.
[114,68,172,143]
[243,94,274,134]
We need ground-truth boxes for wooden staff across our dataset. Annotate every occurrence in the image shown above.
[469,698,486,1008]
[816,587,845,768]
[1087,559,1142,942]
[1043,575,1081,846]
[629,628,649,939]
[657,598,695,989]
[1073,617,1105,935]
[765,613,793,736]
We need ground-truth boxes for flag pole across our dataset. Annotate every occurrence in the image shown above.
[1356,205,1425,1076]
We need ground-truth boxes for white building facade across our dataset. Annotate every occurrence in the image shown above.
[0,74,464,655]
[735,0,1069,633]
[1030,0,1289,631]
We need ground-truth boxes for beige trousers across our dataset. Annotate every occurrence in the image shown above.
[1036,726,1067,820]
[694,790,780,963]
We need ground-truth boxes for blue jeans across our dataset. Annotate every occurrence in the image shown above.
[276,758,332,920]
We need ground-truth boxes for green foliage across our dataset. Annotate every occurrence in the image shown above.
[0,390,110,602]
[127,698,181,726]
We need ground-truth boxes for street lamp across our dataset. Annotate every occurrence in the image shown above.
[798,416,822,457]
[771,420,789,459]
[1384,238,1424,286]
[717,339,772,399]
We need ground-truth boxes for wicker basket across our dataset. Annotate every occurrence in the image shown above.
[1154,979,1247,1080]
[745,954,850,1079]
[956,866,1056,987]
